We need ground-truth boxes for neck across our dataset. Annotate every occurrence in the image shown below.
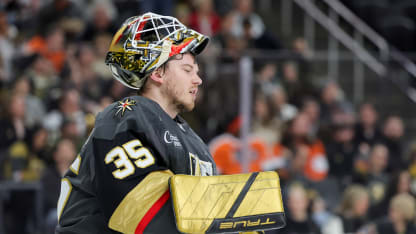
[369,165,381,174]
[13,116,23,122]
[394,220,406,233]
[142,90,177,118]
[291,211,307,222]
[56,163,69,177]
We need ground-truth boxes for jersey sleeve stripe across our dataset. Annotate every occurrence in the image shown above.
[108,170,173,233]
[134,190,170,234]
[69,155,82,175]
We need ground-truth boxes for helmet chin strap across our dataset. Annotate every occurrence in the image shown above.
[154,40,173,69]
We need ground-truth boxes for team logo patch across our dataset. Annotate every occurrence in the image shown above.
[115,98,136,116]
[189,153,213,176]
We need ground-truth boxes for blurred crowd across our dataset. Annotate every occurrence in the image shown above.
[0,0,415,234]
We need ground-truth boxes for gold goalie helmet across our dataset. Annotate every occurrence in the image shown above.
[105,12,209,90]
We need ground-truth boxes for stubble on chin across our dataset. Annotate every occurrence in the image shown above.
[164,79,195,113]
[176,100,194,113]
[166,91,194,114]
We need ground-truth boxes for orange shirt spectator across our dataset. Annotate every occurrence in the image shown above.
[25,27,66,72]
[282,113,329,182]
[209,134,288,174]
[303,140,328,182]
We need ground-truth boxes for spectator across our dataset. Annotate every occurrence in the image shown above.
[91,33,113,80]
[281,113,329,183]
[326,110,358,186]
[281,61,314,107]
[242,16,282,50]
[189,0,220,37]
[293,37,313,60]
[2,144,37,234]
[0,94,45,234]
[319,81,351,124]
[255,63,278,93]
[65,40,83,89]
[174,3,191,27]
[278,183,321,234]
[311,196,343,234]
[60,118,82,149]
[187,0,220,81]
[12,76,46,128]
[251,93,283,145]
[210,114,289,175]
[211,10,235,49]
[76,43,106,103]
[0,93,30,153]
[6,0,43,36]
[381,115,406,172]
[1,125,46,234]
[291,37,312,80]
[23,54,59,101]
[213,0,234,16]
[98,96,114,112]
[24,25,67,73]
[269,84,298,122]
[300,97,321,136]
[209,130,273,175]
[41,138,77,233]
[365,144,389,191]
[374,193,416,234]
[0,92,45,181]
[230,0,265,40]
[372,170,415,220]
[353,144,390,219]
[354,102,382,154]
[396,170,414,197]
[107,78,131,101]
[211,11,246,63]
[43,88,86,143]
[337,184,370,233]
[82,0,118,41]
[28,125,50,164]
[3,140,45,182]
[0,11,17,83]
[36,0,83,34]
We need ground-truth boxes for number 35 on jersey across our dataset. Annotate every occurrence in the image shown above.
[105,139,155,179]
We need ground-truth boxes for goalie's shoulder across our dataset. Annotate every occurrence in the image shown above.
[93,96,163,137]
[96,96,149,121]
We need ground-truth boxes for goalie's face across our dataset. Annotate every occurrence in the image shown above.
[162,53,202,113]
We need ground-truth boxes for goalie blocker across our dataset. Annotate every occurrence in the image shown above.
[169,171,286,233]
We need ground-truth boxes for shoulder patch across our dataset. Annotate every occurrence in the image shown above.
[115,98,136,117]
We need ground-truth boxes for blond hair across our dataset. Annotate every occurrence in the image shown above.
[288,183,308,199]
[390,193,416,221]
[338,184,369,216]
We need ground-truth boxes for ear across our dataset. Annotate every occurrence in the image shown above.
[148,67,164,84]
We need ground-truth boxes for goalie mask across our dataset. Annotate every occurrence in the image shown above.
[105,12,209,90]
